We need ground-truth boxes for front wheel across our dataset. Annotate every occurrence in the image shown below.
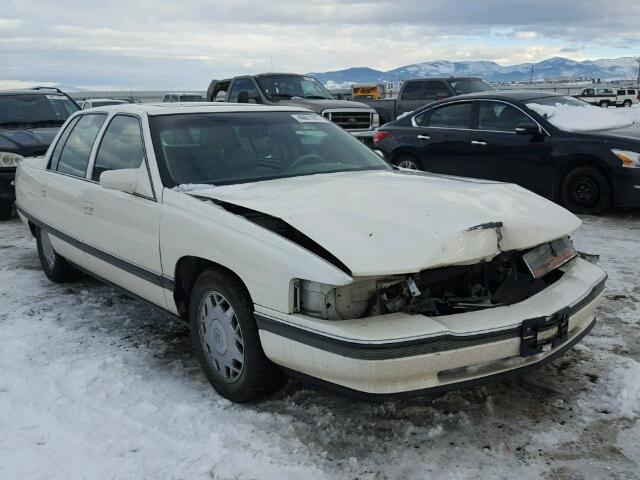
[561,166,611,214]
[189,270,286,402]
[392,153,423,170]
[0,200,12,221]
[35,227,84,282]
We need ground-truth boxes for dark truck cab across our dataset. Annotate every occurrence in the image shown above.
[207,73,379,143]
[0,88,79,219]
[363,77,498,124]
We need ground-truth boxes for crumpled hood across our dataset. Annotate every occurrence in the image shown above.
[273,98,374,113]
[0,127,59,157]
[191,170,581,276]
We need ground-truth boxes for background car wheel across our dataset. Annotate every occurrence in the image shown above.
[393,154,423,170]
[623,100,632,107]
[189,269,286,402]
[0,200,13,221]
[35,227,83,282]
[561,166,611,214]
[599,100,610,108]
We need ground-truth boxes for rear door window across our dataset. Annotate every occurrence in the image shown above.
[401,82,424,100]
[424,81,449,99]
[428,102,472,128]
[228,79,260,103]
[53,114,107,177]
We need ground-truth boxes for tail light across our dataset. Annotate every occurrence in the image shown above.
[373,130,391,145]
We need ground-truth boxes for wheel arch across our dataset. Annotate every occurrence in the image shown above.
[173,256,251,321]
[389,147,421,165]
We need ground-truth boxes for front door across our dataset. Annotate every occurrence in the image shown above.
[81,113,166,308]
[468,100,552,196]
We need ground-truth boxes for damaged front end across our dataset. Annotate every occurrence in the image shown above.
[294,237,578,320]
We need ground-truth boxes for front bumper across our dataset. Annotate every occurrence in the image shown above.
[0,169,16,201]
[612,168,640,207]
[256,257,606,399]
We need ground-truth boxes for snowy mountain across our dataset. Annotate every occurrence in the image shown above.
[310,57,639,86]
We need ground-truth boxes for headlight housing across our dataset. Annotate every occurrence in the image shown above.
[612,149,640,168]
[0,152,23,168]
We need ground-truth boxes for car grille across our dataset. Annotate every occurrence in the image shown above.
[324,111,372,130]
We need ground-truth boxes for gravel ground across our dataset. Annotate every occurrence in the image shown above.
[0,212,638,480]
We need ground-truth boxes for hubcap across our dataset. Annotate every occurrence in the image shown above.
[198,291,244,383]
[397,158,419,170]
[40,231,56,270]
[570,176,599,207]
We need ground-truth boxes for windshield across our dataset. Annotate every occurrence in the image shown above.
[526,96,634,132]
[447,79,498,95]
[0,94,79,127]
[150,111,390,187]
[256,75,333,100]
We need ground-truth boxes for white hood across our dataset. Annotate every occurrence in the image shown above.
[190,170,581,276]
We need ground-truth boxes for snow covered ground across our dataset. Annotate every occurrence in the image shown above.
[1,212,639,480]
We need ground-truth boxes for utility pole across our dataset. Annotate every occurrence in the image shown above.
[635,56,640,86]
[530,64,534,85]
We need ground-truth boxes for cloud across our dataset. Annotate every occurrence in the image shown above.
[0,0,638,89]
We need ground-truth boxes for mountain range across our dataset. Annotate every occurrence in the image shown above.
[308,57,639,87]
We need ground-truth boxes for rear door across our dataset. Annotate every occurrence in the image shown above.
[38,113,108,268]
[468,100,553,195]
[410,101,474,176]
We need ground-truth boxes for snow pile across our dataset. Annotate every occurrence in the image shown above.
[581,358,640,419]
[526,102,635,132]
[171,183,214,193]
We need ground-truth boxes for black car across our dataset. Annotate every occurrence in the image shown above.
[0,88,79,219]
[373,91,640,214]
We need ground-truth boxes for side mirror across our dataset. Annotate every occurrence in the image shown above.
[514,123,540,136]
[99,166,153,197]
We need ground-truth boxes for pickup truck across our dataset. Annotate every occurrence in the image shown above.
[360,77,498,124]
[207,73,379,143]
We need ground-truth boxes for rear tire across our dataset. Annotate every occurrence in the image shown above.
[623,100,632,107]
[599,100,610,108]
[189,269,286,402]
[0,200,12,221]
[392,153,423,170]
[35,227,83,282]
[561,166,611,215]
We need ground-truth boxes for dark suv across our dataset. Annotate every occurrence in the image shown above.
[0,88,79,219]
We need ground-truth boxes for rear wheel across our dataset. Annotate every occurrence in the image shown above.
[0,200,12,221]
[599,100,610,108]
[393,153,423,170]
[623,100,632,107]
[35,227,83,282]
[189,269,286,402]
[561,166,611,214]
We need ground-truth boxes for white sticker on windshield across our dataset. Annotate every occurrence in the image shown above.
[46,95,65,100]
[291,113,329,123]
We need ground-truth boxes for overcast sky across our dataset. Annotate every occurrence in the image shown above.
[1,0,639,90]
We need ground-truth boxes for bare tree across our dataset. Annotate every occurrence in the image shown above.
[635,56,640,86]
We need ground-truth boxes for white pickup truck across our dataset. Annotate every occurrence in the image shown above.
[15,102,606,402]
[574,87,636,108]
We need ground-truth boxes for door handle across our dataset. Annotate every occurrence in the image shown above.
[417,135,431,140]
[82,201,95,215]
[471,140,488,146]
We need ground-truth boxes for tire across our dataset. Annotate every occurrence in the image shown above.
[0,200,12,221]
[599,100,610,108]
[189,269,286,402]
[392,153,423,170]
[35,227,83,283]
[623,100,632,108]
[561,166,611,215]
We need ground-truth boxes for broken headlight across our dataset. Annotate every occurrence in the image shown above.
[0,152,23,168]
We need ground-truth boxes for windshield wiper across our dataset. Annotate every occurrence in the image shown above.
[301,95,331,100]
[0,120,64,128]
[269,94,293,99]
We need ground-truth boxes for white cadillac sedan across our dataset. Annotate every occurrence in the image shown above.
[15,103,606,402]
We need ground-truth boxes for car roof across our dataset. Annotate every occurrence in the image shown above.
[85,98,127,102]
[78,102,311,116]
[447,90,566,102]
[0,89,67,96]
